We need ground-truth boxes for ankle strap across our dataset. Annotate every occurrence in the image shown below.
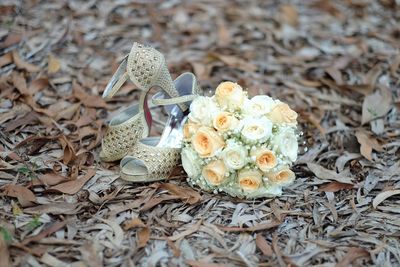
[152,92,197,107]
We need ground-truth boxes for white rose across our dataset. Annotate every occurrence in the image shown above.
[243,95,276,117]
[222,141,247,170]
[188,96,219,126]
[240,117,273,143]
[181,147,202,178]
[273,127,298,162]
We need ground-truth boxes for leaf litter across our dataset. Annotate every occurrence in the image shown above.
[0,0,400,266]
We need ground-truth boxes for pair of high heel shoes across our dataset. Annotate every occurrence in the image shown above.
[100,43,202,182]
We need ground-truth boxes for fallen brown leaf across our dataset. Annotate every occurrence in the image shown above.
[355,130,383,161]
[0,52,12,68]
[217,220,281,232]
[307,163,353,184]
[318,182,354,192]
[208,52,258,72]
[186,260,227,267]
[33,172,69,186]
[4,112,38,132]
[0,33,21,49]
[12,51,40,73]
[256,233,273,256]
[280,4,298,26]
[123,218,146,230]
[137,226,150,248]
[58,135,77,165]
[21,220,67,245]
[2,184,36,207]
[47,54,61,73]
[49,168,96,195]
[24,202,83,215]
[73,80,106,108]
[336,247,369,267]
[140,195,181,211]
[160,183,201,204]
[0,235,11,267]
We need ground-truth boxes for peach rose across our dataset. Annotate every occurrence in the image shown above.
[267,102,297,124]
[266,168,295,186]
[215,81,245,110]
[251,148,277,172]
[202,160,227,185]
[238,169,263,191]
[192,127,225,158]
[213,112,238,132]
[183,120,200,141]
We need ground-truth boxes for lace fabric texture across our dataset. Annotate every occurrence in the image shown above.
[121,141,181,182]
[100,114,147,162]
[127,43,188,112]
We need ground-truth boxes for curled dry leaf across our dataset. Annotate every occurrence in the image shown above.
[336,247,369,267]
[217,220,281,232]
[186,260,225,267]
[47,54,61,74]
[372,189,400,209]
[123,218,146,231]
[73,80,106,108]
[279,4,298,26]
[0,52,12,68]
[49,168,96,195]
[21,220,67,245]
[24,202,83,215]
[58,135,76,165]
[307,163,353,184]
[160,183,201,205]
[361,88,392,125]
[33,172,69,186]
[12,50,40,73]
[2,184,36,207]
[255,233,273,256]
[0,235,11,267]
[318,182,354,192]
[137,226,150,248]
[355,130,383,161]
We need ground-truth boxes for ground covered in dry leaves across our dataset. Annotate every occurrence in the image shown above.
[0,0,399,266]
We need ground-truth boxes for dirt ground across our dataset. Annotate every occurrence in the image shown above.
[0,0,400,266]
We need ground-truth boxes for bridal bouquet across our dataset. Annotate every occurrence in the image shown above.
[181,81,299,199]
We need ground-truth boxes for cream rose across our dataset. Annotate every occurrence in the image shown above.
[188,96,219,126]
[240,117,273,143]
[202,160,227,185]
[243,95,275,117]
[238,169,263,191]
[251,148,277,172]
[222,141,247,170]
[192,127,225,158]
[215,81,245,110]
[267,102,297,124]
[213,112,239,132]
[181,147,201,178]
[183,120,200,141]
[273,128,298,162]
[265,168,295,186]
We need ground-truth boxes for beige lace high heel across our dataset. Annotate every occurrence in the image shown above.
[100,42,192,162]
[120,72,202,182]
